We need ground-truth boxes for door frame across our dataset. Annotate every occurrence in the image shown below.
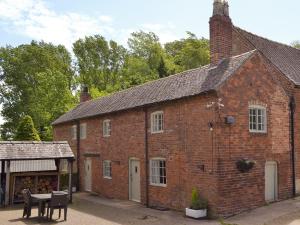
[129,158,141,202]
[84,158,92,192]
[265,161,278,202]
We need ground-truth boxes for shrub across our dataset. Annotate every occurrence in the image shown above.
[190,188,208,210]
[14,115,40,141]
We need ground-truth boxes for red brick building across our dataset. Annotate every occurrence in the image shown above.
[53,0,300,216]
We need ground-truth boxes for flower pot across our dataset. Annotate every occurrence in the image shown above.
[185,208,207,219]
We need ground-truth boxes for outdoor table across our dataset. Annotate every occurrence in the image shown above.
[31,193,51,219]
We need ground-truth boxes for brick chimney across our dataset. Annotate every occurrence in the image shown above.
[80,86,92,103]
[209,0,233,65]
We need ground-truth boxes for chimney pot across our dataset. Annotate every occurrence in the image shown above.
[80,85,92,103]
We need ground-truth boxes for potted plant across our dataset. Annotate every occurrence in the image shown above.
[236,158,256,173]
[185,188,208,219]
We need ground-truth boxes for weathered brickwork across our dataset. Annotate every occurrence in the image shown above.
[215,53,292,216]
[53,52,294,216]
[53,1,299,217]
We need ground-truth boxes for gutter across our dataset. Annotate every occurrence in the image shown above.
[76,120,81,191]
[144,108,149,207]
[289,96,296,196]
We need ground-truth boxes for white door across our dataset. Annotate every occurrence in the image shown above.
[265,161,278,202]
[129,159,141,202]
[84,158,92,192]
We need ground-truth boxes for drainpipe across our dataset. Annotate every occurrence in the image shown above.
[76,120,81,191]
[289,96,296,196]
[144,108,149,207]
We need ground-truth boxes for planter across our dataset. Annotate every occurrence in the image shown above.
[185,208,207,219]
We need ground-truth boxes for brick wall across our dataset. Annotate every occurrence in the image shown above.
[216,53,292,216]
[53,52,293,217]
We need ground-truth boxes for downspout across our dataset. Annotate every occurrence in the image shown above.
[76,120,81,191]
[289,96,296,196]
[144,108,149,207]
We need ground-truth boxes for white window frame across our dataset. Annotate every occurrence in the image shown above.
[80,123,87,139]
[151,111,164,134]
[103,120,111,137]
[71,125,77,140]
[103,160,112,179]
[249,105,267,133]
[149,158,167,187]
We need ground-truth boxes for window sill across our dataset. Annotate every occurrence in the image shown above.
[249,130,267,134]
[150,183,167,187]
[151,130,164,134]
[103,176,112,180]
[103,135,111,138]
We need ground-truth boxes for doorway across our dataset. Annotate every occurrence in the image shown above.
[265,161,278,202]
[129,159,141,202]
[84,158,92,192]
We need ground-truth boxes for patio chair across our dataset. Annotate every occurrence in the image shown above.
[22,189,40,218]
[47,192,68,221]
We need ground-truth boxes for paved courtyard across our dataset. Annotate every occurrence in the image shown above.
[1,193,300,225]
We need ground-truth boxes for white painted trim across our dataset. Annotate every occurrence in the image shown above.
[103,119,111,137]
[129,158,141,202]
[103,160,112,179]
[249,105,267,133]
[149,158,167,187]
[151,111,164,134]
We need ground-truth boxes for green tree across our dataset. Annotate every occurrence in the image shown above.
[0,41,75,140]
[73,35,127,92]
[15,115,40,141]
[292,41,300,49]
[165,32,210,72]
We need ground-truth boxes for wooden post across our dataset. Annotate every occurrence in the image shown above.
[0,161,2,207]
[57,159,61,191]
[5,161,10,206]
[68,159,73,203]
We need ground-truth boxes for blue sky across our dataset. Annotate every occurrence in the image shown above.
[0,0,299,124]
[0,0,299,51]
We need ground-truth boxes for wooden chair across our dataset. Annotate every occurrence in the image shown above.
[47,192,68,221]
[22,189,40,218]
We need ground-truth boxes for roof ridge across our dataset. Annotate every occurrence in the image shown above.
[81,64,211,105]
[234,26,300,53]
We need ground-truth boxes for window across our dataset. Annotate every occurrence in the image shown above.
[249,106,267,133]
[103,120,111,137]
[103,160,112,179]
[80,123,87,139]
[71,125,77,140]
[151,111,164,133]
[150,159,166,186]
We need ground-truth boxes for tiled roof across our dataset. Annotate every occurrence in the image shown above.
[52,50,256,125]
[0,141,74,160]
[235,27,300,85]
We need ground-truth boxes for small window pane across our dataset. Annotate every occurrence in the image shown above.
[249,106,266,133]
[151,112,164,133]
[103,161,112,178]
[80,124,87,139]
[150,159,166,186]
[103,120,111,137]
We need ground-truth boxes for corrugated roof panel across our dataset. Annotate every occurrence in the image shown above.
[0,160,57,173]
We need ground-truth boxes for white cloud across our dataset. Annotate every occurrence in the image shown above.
[141,22,179,44]
[0,0,115,50]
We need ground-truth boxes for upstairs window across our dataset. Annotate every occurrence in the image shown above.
[103,160,112,179]
[151,111,164,133]
[150,159,166,186]
[71,125,77,140]
[80,123,87,139]
[249,105,267,133]
[103,120,111,137]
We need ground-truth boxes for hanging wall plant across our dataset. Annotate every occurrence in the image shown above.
[236,159,256,173]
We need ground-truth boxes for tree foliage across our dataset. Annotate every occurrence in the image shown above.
[292,41,300,49]
[15,115,40,141]
[0,31,210,139]
[0,41,76,140]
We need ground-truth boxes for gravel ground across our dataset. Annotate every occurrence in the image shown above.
[1,193,300,225]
